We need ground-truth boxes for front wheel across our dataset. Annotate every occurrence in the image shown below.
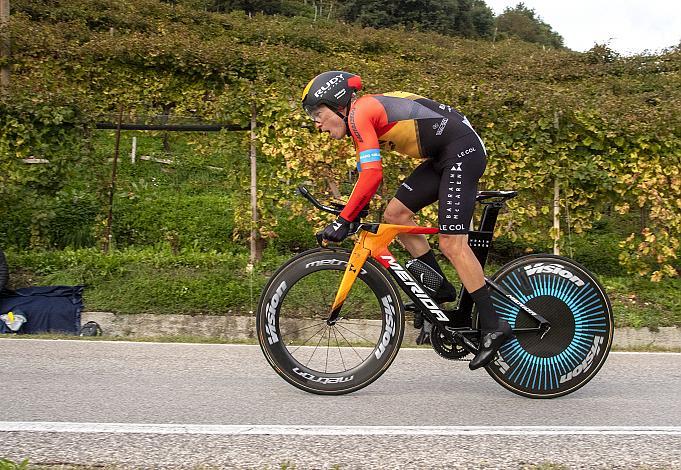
[257,248,405,395]
[485,254,613,399]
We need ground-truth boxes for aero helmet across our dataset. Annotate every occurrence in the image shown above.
[301,71,362,119]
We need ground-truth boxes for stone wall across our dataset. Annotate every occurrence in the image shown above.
[82,312,681,349]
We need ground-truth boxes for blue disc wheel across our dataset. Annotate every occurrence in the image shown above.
[485,254,613,398]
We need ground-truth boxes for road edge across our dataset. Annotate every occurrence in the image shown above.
[80,312,681,350]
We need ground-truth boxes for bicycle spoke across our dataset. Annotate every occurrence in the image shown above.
[336,318,379,324]
[325,327,331,373]
[335,322,377,346]
[289,323,327,354]
[333,325,366,362]
[336,319,382,329]
[306,326,328,367]
[284,321,327,337]
[331,326,347,371]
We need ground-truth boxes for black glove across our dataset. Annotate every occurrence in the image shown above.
[321,215,352,243]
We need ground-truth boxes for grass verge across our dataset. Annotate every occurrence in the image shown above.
[3,247,681,328]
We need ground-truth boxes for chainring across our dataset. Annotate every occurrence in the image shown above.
[431,325,471,361]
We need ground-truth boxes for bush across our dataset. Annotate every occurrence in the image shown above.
[112,192,236,251]
[4,0,681,279]
[569,233,623,276]
[0,189,100,250]
[487,235,549,266]
[7,246,278,314]
[268,213,316,253]
[49,190,101,249]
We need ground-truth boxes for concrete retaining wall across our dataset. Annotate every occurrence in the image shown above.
[82,312,681,349]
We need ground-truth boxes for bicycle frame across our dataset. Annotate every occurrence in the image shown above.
[326,223,440,324]
[325,194,551,347]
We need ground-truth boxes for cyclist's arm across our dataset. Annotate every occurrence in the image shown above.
[340,99,383,221]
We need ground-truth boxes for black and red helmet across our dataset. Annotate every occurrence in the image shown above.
[301,71,362,119]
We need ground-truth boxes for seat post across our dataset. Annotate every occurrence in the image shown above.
[478,202,504,232]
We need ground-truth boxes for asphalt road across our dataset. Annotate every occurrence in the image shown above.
[1,338,680,469]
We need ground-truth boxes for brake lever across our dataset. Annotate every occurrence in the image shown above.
[316,231,329,248]
[348,222,362,235]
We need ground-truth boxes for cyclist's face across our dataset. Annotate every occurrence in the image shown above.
[313,106,345,139]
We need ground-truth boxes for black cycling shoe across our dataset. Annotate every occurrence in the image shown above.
[469,320,514,371]
[413,310,424,329]
[434,281,457,303]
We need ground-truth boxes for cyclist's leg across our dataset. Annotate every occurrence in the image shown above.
[384,198,430,255]
[389,160,457,302]
[388,159,438,255]
[436,161,491,324]
[435,133,512,369]
[435,134,486,288]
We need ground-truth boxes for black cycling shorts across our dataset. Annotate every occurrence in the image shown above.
[394,132,486,235]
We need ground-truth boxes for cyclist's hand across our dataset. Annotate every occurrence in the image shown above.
[321,216,351,243]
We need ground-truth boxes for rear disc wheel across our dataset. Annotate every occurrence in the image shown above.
[485,254,613,398]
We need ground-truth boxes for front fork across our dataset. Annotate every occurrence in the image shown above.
[325,237,371,325]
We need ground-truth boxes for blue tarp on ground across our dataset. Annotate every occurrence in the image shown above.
[0,286,84,334]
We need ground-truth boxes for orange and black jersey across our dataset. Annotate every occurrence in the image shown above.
[340,92,482,221]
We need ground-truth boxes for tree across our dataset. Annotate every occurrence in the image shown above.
[339,0,495,38]
[209,0,307,16]
[495,3,564,48]
[468,0,496,39]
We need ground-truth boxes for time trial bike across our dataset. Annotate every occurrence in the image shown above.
[256,186,613,398]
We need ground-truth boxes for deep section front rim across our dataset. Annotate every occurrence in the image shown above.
[257,248,404,395]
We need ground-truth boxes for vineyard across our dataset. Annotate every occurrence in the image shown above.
[0,0,680,292]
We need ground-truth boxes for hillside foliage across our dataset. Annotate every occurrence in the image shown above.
[0,0,680,280]
[495,3,563,48]
[204,0,560,47]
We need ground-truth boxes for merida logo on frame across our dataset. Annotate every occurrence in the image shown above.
[380,255,449,323]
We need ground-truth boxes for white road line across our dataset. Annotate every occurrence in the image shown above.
[1,423,681,436]
[0,339,679,354]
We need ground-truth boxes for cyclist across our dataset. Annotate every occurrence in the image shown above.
[301,70,513,370]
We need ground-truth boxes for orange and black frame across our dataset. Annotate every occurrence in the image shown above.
[325,223,442,325]
[309,188,552,353]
